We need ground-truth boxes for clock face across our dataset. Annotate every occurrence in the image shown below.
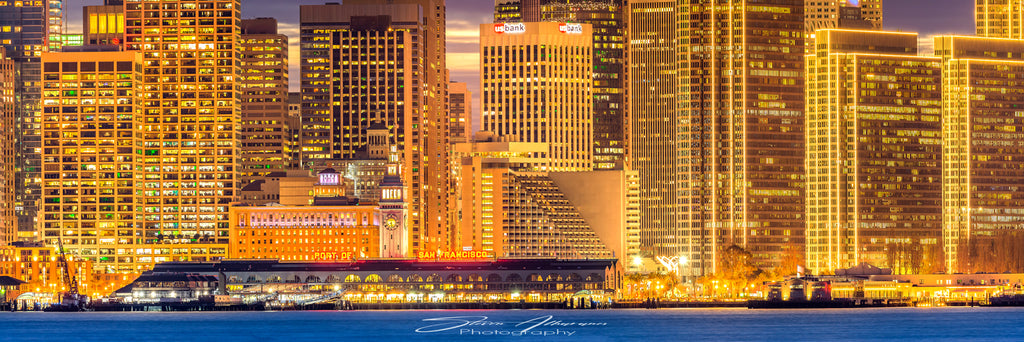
[384,214,399,231]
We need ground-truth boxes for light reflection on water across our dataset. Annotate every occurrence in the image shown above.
[3,307,1024,341]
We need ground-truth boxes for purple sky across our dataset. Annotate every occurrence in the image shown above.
[68,0,977,129]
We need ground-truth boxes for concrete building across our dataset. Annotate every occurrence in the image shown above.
[548,171,641,272]
[83,1,125,46]
[229,205,381,261]
[493,0,627,170]
[938,36,1024,274]
[805,30,943,275]
[480,22,594,172]
[239,18,291,184]
[40,51,142,273]
[976,0,1024,39]
[300,1,450,256]
[0,48,14,245]
[121,0,242,269]
[448,82,472,144]
[805,0,883,33]
[676,0,806,274]
[237,170,317,206]
[625,0,677,262]
[0,0,65,240]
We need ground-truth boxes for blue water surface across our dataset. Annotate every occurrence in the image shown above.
[2,307,1023,341]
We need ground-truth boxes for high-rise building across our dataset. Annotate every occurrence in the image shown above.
[0,48,15,246]
[805,0,883,33]
[0,0,64,240]
[625,0,677,260]
[805,30,943,275]
[84,1,125,46]
[123,0,241,266]
[448,82,472,144]
[239,18,291,184]
[494,0,627,170]
[938,35,1024,274]
[480,22,594,171]
[300,1,450,256]
[676,0,805,274]
[976,0,1024,39]
[40,52,142,272]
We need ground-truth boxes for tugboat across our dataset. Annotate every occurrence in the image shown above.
[43,237,88,312]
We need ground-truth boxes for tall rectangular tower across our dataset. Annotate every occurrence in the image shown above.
[448,81,472,144]
[124,0,240,261]
[480,22,594,171]
[938,36,1024,274]
[239,18,290,184]
[0,48,15,245]
[300,1,449,255]
[494,0,627,170]
[976,0,1024,39]
[806,30,943,275]
[0,0,64,240]
[40,52,142,273]
[676,0,806,274]
[626,0,678,258]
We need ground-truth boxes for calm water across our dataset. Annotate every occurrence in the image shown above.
[3,308,1024,341]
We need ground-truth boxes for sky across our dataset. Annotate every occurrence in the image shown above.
[66,0,976,129]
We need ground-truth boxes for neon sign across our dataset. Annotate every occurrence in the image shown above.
[417,250,493,260]
[493,23,526,34]
[313,252,354,261]
[559,23,583,34]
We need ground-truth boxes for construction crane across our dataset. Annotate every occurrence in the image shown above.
[44,237,86,311]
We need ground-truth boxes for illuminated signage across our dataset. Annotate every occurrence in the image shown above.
[313,252,354,261]
[559,23,583,34]
[417,250,493,260]
[493,23,526,34]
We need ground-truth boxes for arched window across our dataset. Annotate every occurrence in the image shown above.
[344,274,361,283]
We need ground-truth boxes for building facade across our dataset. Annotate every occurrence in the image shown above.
[239,18,291,184]
[938,36,1024,274]
[493,0,627,170]
[0,0,64,240]
[121,0,241,268]
[300,1,450,256]
[976,0,1024,39]
[0,48,14,245]
[448,81,472,144]
[625,0,677,261]
[83,1,125,46]
[229,205,381,261]
[806,30,943,275]
[676,0,806,274]
[480,22,594,172]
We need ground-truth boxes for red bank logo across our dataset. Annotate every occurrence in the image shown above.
[494,23,526,34]
[559,23,583,34]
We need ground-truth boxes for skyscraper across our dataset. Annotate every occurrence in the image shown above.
[300,1,449,255]
[480,22,594,171]
[84,1,125,46]
[123,0,241,266]
[805,30,943,275]
[976,0,1024,39]
[938,35,1024,274]
[448,81,472,144]
[805,0,883,33]
[676,0,805,274]
[40,51,142,272]
[0,48,15,246]
[0,0,64,240]
[239,18,290,184]
[626,0,677,260]
[494,0,627,170]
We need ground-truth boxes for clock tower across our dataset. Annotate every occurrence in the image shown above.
[379,140,408,258]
